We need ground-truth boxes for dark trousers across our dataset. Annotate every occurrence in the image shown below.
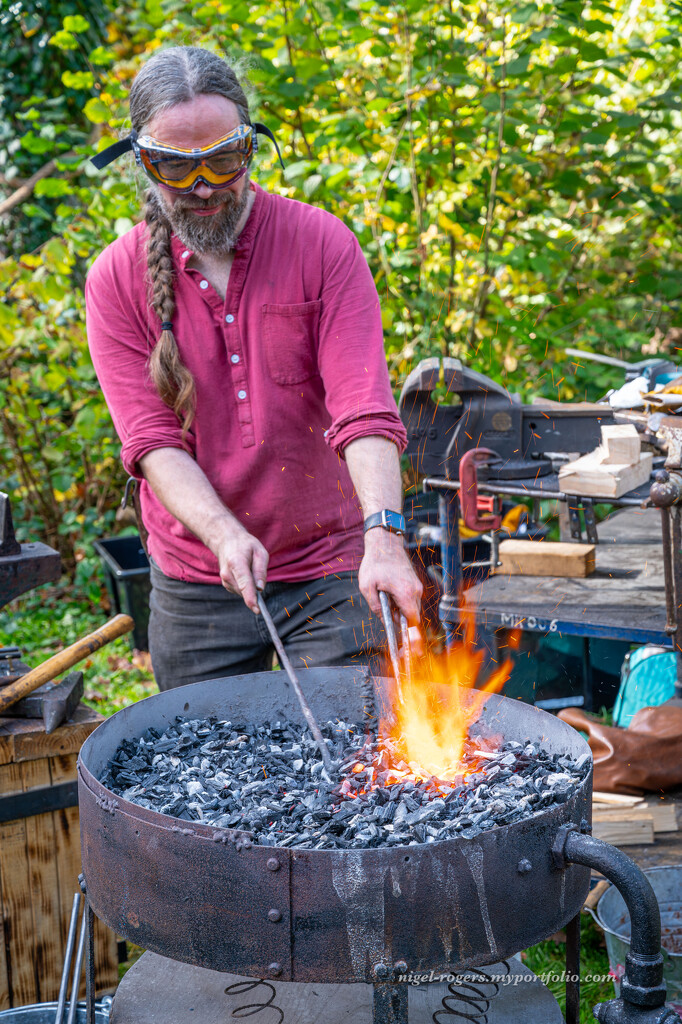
[148,563,387,690]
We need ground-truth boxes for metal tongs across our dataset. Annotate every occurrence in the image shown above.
[378,590,412,702]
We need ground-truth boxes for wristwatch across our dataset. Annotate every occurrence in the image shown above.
[363,509,406,536]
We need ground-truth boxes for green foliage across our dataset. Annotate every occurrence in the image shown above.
[0,587,156,715]
[1,0,682,593]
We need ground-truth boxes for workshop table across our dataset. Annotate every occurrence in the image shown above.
[464,506,669,648]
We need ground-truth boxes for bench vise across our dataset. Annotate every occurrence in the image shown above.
[398,357,618,481]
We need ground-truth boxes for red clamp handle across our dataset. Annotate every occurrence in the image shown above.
[459,448,502,531]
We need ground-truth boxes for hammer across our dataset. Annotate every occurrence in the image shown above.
[0,614,134,732]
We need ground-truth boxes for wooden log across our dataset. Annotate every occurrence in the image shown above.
[497,540,596,578]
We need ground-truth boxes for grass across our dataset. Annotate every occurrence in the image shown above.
[1,582,617,1018]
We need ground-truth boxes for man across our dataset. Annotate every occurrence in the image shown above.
[86,45,422,690]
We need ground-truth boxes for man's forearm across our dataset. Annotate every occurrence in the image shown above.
[139,447,245,557]
[343,436,403,519]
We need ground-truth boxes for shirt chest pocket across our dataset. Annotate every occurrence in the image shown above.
[261,300,322,385]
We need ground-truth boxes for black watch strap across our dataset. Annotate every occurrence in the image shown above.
[363,510,406,536]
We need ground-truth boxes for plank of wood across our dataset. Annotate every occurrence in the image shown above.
[22,758,62,1002]
[642,797,679,833]
[558,449,652,498]
[50,754,84,999]
[497,540,596,578]
[592,816,655,846]
[0,763,37,1006]
[50,754,119,997]
[601,424,641,465]
[593,791,645,807]
[1,706,102,765]
[593,806,678,835]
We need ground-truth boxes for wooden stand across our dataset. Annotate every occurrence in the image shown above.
[0,706,119,1009]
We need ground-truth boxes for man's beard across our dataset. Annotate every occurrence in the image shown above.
[156,176,251,257]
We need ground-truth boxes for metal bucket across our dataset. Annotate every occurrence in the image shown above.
[591,865,682,1010]
[0,1001,110,1023]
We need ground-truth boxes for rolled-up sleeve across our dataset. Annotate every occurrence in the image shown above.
[85,244,193,478]
[316,232,407,457]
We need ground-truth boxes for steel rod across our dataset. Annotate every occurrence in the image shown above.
[565,911,581,1024]
[85,897,95,1024]
[55,892,81,1024]
[378,591,404,702]
[257,593,333,773]
[66,901,88,1024]
[399,614,412,687]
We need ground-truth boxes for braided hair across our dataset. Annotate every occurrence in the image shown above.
[129,47,251,433]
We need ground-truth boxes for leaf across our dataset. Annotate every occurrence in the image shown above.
[62,70,95,90]
[49,29,78,50]
[497,55,531,79]
[34,178,73,198]
[89,46,114,65]
[84,99,112,124]
[63,15,91,33]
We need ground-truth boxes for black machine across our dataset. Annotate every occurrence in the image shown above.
[398,356,618,482]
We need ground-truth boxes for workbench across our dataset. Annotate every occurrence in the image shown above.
[464,505,668,647]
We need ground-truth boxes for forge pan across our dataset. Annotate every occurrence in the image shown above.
[78,667,591,983]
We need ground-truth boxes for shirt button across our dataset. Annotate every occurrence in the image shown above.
[231,354,240,364]
[199,280,209,290]
[182,250,190,259]
[225,313,234,323]
[237,389,247,400]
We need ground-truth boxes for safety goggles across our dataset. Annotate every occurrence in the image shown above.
[91,121,284,193]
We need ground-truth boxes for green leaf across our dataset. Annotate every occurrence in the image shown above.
[49,29,78,50]
[500,55,531,78]
[34,178,73,198]
[84,99,112,124]
[62,71,95,90]
[89,46,114,66]
[21,132,54,155]
[63,15,91,32]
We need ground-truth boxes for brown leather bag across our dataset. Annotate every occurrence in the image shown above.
[558,704,682,795]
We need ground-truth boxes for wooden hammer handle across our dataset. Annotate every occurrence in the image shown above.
[0,614,135,715]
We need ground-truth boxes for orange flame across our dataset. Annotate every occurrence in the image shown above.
[376,609,514,784]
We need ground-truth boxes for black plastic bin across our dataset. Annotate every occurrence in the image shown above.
[93,535,151,651]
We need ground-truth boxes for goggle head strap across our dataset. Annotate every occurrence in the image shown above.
[91,123,285,171]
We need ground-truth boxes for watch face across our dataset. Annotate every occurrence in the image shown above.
[382,510,405,533]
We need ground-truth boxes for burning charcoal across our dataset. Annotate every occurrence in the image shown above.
[101,712,588,850]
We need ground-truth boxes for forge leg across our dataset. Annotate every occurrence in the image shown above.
[373,981,409,1024]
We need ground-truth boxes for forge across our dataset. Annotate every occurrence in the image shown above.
[77,666,679,1023]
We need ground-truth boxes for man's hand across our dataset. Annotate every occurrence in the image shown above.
[359,527,422,624]
[139,447,268,614]
[213,525,269,614]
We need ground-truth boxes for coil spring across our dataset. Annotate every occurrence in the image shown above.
[432,961,510,1024]
[224,979,285,1022]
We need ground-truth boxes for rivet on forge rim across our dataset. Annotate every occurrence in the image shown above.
[269,962,283,977]
[373,962,389,980]
[517,858,532,874]
[268,908,282,923]
[267,857,281,871]
[394,960,408,974]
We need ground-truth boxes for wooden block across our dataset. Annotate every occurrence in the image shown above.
[558,449,652,498]
[592,816,655,846]
[601,424,641,465]
[497,540,596,578]
[593,805,679,835]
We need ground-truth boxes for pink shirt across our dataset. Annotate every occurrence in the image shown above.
[85,182,407,584]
